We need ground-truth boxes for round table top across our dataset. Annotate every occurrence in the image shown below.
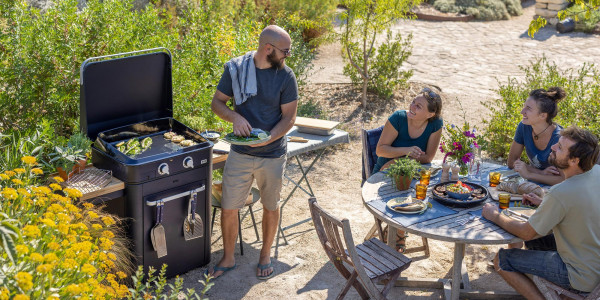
[362,171,521,245]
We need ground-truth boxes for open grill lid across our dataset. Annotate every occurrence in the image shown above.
[80,48,173,141]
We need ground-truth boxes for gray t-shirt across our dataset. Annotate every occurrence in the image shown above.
[528,165,600,292]
[217,64,298,158]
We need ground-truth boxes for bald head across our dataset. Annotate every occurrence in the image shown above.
[259,25,291,48]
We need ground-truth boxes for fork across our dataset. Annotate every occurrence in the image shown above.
[456,215,476,225]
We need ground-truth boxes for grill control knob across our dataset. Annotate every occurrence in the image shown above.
[183,156,194,169]
[158,163,170,176]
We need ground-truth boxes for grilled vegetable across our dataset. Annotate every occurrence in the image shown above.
[141,137,152,149]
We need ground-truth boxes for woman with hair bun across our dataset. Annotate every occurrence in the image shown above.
[507,86,566,186]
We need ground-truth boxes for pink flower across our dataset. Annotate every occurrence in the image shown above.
[453,142,462,151]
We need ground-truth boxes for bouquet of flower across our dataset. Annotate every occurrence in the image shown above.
[439,123,484,175]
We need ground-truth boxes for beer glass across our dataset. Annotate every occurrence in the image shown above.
[498,192,511,210]
[415,183,427,200]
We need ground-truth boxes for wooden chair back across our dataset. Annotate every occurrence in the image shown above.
[309,197,410,300]
[308,197,354,266]
[361,126,384,184]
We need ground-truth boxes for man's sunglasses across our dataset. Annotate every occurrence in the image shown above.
[268,43,291,57]
[421,87,441,101]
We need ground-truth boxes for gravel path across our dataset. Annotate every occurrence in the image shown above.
[309,0,600,101]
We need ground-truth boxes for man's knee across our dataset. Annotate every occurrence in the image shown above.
[493,252,502,272]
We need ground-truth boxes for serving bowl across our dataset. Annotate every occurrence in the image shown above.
[201,131,221,142]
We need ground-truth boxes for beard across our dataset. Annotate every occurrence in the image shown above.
[267,51,284,69]
[549,151,570,170]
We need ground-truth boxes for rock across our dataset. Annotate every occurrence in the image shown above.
[543,0,569,5]
[535,8,558,18]
[547,17,560,26]
[535,2,548,8]
[547,2,569,10]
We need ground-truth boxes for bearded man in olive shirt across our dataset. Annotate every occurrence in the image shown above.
[482,126,600,299]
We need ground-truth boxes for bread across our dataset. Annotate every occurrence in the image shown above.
[497,181,544,198]
[497,181,518,194]
[517,182,545,198]
[171,135,184,143]
[164,132,176,139]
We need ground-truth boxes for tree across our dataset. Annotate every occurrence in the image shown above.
[339,0,421,107]
[528,0,600,37]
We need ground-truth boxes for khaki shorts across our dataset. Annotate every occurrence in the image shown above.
[221,151,286,211]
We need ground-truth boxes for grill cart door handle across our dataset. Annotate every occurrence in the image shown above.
[146,185,205,206]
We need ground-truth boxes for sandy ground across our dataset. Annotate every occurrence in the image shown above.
[174,3,600,299]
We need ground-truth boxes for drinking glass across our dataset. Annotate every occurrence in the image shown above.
[498,192,511,210]
[468,153,483,182]
[415,183,428,200]
[489,172,501,187]
[420,169,431,186]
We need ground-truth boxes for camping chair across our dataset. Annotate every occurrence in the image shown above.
[308,198,411,300]
[533,276,600,300]
[361,127,430,256]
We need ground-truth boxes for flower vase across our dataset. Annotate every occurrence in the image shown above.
[458,161,469,177]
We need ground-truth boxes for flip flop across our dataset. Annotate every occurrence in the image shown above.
[256,262,274,280]
[204,264,237,279]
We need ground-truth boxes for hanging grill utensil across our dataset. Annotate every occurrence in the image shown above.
[151,200,168,258]
[184,192,203,241]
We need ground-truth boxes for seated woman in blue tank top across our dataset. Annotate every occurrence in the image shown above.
[507,87,566,187]
[372,87,443,252]
[373,87,443,173]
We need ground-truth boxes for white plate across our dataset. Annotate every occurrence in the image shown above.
[386,196,427,214]
[223,130,271,146]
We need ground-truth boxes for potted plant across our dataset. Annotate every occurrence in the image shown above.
[49,132,92,180]
[385,156,422,191]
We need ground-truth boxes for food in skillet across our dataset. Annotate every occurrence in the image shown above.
[446,181,472,194]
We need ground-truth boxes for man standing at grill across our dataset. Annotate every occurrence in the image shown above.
[208,25,297,280]
[482,126,600,298]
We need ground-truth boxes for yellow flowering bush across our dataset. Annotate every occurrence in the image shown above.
[0,159,133,298]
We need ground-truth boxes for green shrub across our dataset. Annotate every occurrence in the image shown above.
[483,56,600,160]
[566,6,600,33]
[343,30,414,99]
[0,0,323,136]
[431,0,522,20]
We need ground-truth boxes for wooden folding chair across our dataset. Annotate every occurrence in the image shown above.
[361,127,430,256]
[308,198,411,300]
[533,276,600,300]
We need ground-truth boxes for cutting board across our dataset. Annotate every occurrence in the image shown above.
[295,117,339,136]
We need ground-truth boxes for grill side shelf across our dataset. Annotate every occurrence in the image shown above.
[146,185,205,206]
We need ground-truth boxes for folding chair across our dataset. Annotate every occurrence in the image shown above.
[533,276,600,300]
[211,187,261,256]
[361,127,430,256]
[308,198,411,300]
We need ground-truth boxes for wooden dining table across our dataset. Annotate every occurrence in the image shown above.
[361,162,528,299]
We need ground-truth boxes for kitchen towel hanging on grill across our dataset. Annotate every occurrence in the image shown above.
[226,51,257,106]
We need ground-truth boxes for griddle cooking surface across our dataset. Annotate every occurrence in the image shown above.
[111,132,196,160]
